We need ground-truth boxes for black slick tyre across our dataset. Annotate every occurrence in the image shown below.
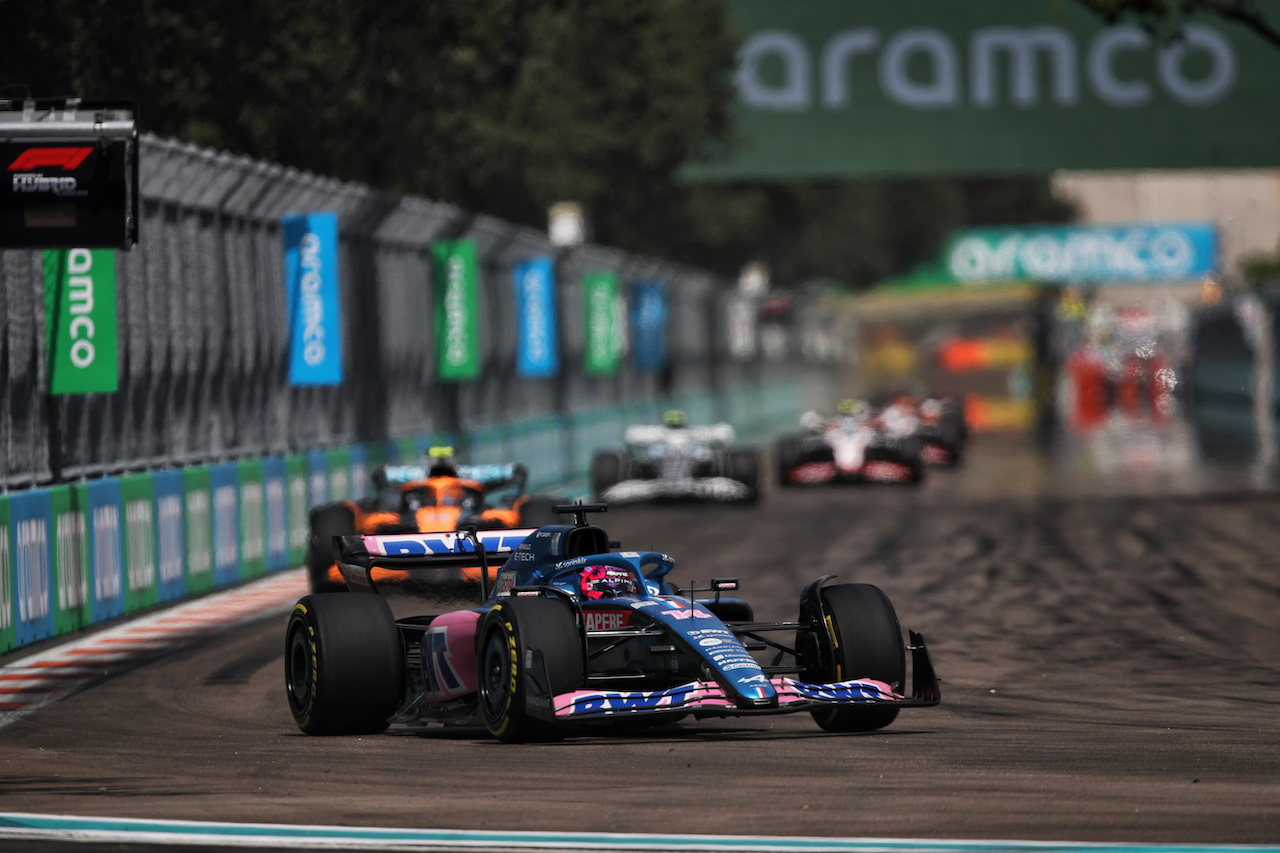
[590,451,624,501]
[306,504,356,592]
[809,583,906,733]
[727,447,761,503]
[477,596,583,742]
[285,593,404,735]
[518,495,564,528]
[775,435,800,486]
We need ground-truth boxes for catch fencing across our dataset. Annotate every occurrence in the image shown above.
[0,134,832,488]
[0,134,837,654]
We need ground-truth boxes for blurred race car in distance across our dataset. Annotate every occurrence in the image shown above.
[590,410,761,504]
[913,392,968,466]
[306,447,564,592]
[284,503,940,741]
[776,399,924,486]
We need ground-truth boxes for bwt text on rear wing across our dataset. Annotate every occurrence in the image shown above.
[336,528,537,597]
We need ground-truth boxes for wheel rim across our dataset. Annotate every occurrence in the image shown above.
[286,623,311,712]
[479,628,511,722]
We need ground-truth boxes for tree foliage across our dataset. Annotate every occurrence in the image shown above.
[1,0,1073,287]
[1074,0,1280,50]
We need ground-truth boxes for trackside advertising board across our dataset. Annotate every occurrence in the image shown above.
[685,0,1280,179]
[433,239,481,380]
[631,280,669,372]
[153,470,186,603]
[583,271,622,376]
[282,212,343,386]
[43,248,119,394]
[514,256,559,378]
[0,496,10,653]
[944,223,1219,283]
[183,467,215,596]
[50,485,90,634]
[121,473,158,613]
[11,489,54,647]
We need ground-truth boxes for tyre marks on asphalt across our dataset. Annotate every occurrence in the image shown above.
[0,570,308,729]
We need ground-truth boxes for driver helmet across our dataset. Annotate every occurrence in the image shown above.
[579,565,637,599]
[836,398,858,416]
[663,409,688,428]
[426,445,458,478]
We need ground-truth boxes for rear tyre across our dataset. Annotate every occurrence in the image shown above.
[477,596,583,742]
[306,504,356,592]
[517,495,565,528]
[285,593,404,735]
[808,583,906,733]
[775,435,801,486]
[590,451,624,501]
[727,447,760,503]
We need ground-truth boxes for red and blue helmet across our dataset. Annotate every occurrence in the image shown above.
[579,565,637,599]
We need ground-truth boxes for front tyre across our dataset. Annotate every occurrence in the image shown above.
[306,504,356,592]
[809,583,906,733]
[477,596,583,742]
[285,593,404,735]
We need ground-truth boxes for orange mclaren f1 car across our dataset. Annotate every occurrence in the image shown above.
[306,450,564,592]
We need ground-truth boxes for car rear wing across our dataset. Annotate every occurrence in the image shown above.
[336,528,537,598]
[379,463,528,494]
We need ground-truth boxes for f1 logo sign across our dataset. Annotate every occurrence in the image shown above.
[8,147,93,171]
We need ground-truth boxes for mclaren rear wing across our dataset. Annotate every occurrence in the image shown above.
[336,528,537,597]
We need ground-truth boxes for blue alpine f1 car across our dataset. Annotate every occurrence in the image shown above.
[284,504,939,742]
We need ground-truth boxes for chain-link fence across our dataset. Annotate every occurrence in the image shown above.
[0,135,829,489]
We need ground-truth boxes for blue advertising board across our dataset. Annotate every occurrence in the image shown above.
[631,280,669,372]
[263,456,290,572]
[514,256,559,378]
[84,478,125,623]
[10,490,54,646]
[283,211,344,385]
[945,223,1219,283]
[210,463,241,588]
[152,470,187,603]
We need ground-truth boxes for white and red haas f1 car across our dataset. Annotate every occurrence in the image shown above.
[775,402,924,486]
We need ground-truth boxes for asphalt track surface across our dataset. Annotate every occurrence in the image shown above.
[1,432,1278,847]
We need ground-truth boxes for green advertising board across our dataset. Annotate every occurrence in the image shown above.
[285,454,308,567]
[432,239,481,380]
[50,485,91,634]
[0,495,11,653]
[121,474,158,613]
[183,467,215,596]
[583,271,622,376]
[43,249,120,394]
[238,459,267,580]
[683,0,1280,179]
[326,447,352,502]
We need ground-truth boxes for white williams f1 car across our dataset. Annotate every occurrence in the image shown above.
[591,412,761,504]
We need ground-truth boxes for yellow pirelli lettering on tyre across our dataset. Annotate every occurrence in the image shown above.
[505,621,518,697]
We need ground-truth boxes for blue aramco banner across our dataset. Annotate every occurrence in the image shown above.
[514,256,559,378]
[944,223,1219,284]
[631,280,669,372]
[283,211,343,385]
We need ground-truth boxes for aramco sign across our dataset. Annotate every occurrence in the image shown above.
[683,0,1280,179]
[944,223,1218,284]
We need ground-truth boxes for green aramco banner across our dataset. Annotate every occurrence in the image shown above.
[684,0,1280,179]
[432,239,481,381]
[43,248,119,394]
[583,271,622,376]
